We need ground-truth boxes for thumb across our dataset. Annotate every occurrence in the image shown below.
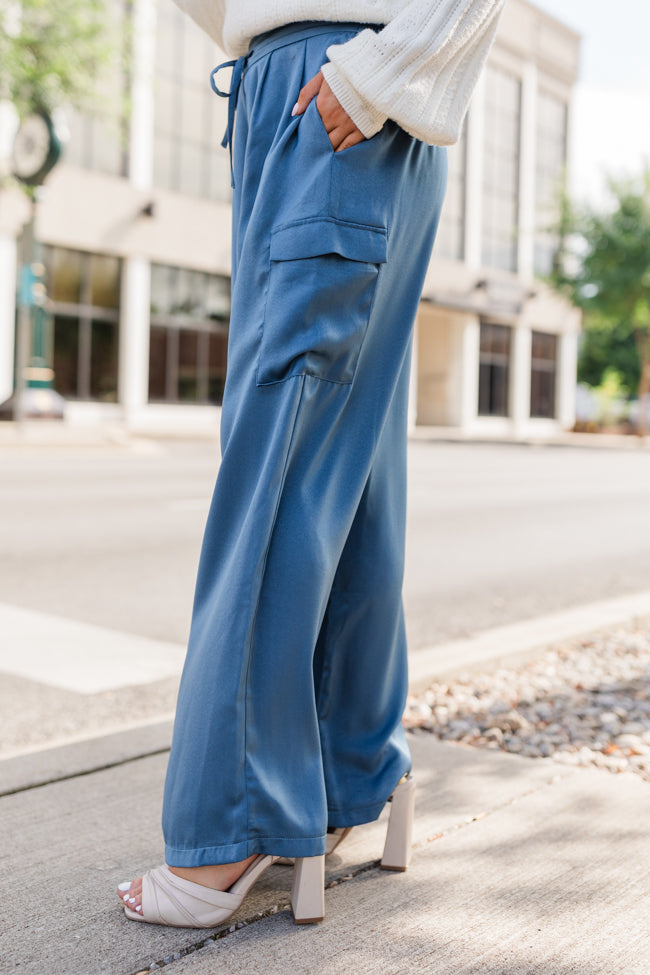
[291,70,324,116]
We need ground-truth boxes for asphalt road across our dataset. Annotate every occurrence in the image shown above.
[2,438,650,654]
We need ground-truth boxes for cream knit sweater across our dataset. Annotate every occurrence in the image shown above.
[171,0,505,145]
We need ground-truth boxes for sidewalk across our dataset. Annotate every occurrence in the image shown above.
[410,424,650,450]
[1,418,648,451]
[2,710,650,974]
[3,591,650,758]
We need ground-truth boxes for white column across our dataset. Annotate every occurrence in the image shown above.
[408,312,420,431]
[119,0,156,424]
[459,316,480,430]
[464,74,485,270]
[119,256,151,423]
[129,0,157,191]
[0,100,19,181]
[0,102,20,403]
[511,324,532,436]
[557,330,578,430]
[517,61,537,282]
[0,232,17,402]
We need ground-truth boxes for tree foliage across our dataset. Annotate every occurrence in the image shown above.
[576,312,639,394]
[551,170,650,406]
[0,0,123,117]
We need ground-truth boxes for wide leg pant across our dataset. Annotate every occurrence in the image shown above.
[162,21,448,866]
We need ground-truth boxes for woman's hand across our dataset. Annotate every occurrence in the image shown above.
[292,71,366,152]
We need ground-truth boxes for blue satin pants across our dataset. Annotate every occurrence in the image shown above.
[162,21,448,866]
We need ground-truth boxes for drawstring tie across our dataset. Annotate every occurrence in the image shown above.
[210,55,248,188]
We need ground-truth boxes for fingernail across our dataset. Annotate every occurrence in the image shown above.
[291,102,299,116]
[118,882,131,892]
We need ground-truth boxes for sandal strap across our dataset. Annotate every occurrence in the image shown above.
[141,864,247,927]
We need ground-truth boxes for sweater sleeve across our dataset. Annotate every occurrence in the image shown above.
[320,0,505,146]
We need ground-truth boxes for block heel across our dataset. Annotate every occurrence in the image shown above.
[291,854,325,924]
[380,773,415,872]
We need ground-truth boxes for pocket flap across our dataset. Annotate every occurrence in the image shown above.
[270,217,387,264]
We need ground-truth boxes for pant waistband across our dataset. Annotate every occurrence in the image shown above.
[247,20,383,68]
[211,21,383,189]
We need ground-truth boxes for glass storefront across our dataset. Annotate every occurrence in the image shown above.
[37,254,230,406]
[149,263,230,404]
[478,321,511,417]
[44,247,121,401]
[530,330,557,418]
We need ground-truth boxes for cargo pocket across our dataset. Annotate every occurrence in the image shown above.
[256,217,387,386]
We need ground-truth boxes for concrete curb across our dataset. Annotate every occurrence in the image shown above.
[409,589,650,688]
[409,425,650,450]
[0,719,174,796]
[4,589,650,794]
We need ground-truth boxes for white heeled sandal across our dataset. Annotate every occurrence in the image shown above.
[119,853,325,928]
[118,775,414,928]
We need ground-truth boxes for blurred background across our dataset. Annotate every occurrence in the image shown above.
[1,0,650,758]
[1,0,648,436]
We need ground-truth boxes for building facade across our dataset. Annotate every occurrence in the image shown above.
[0,0,580,436]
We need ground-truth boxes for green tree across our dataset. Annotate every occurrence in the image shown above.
[552,170,650,434]
[577,312,639,394]
[0,0,124,148]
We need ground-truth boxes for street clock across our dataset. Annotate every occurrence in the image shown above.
[11,111,63,186]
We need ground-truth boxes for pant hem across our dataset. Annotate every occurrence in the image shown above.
[165,833,327,867]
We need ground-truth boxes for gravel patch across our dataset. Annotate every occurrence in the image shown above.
[405,627,650,780]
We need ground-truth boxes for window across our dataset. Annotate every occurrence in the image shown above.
[63,0,129,177]
[44,247,121,401]
[153,2,230,200]
[149,264,230,404]
[64,107,128,178]
[530,330,557,418]
[435,126,467,261]
[534,91,568,277]
[478,322,511,417]
[482,66,521,272]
